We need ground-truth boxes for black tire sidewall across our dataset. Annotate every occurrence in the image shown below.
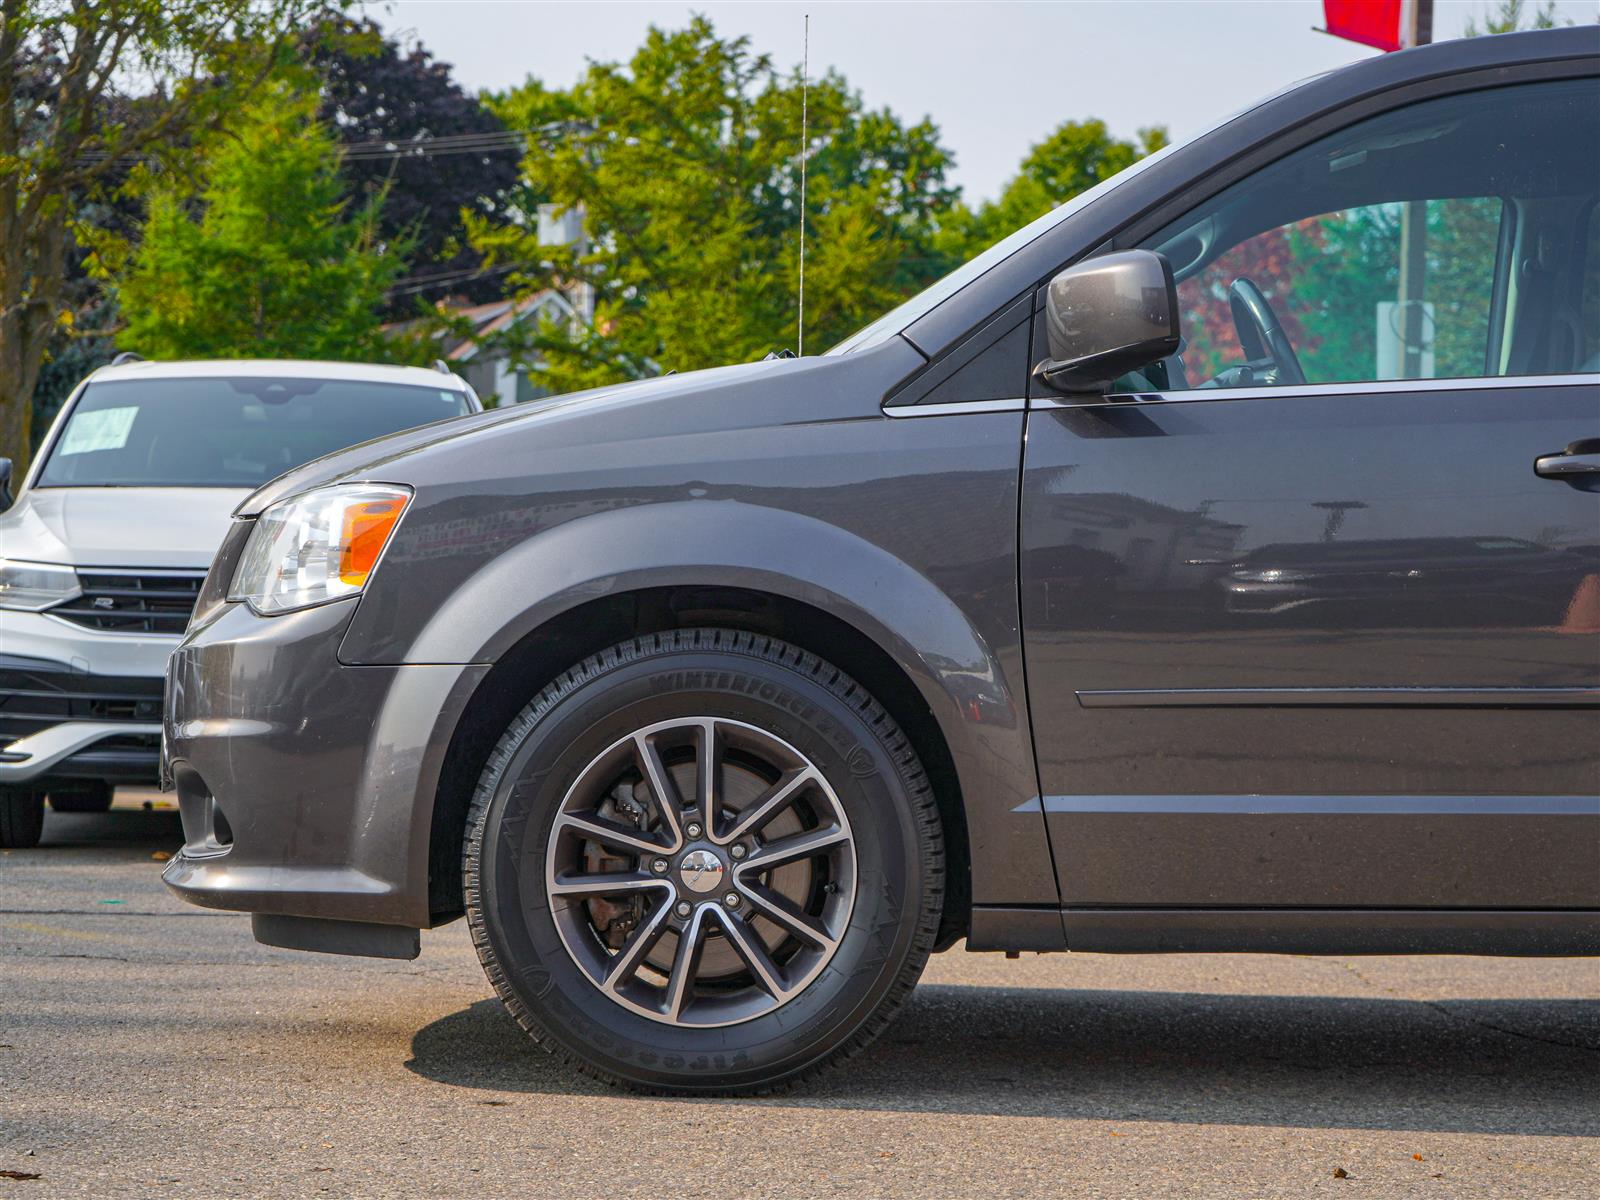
[474,638,932,1090]
[0,790,45,848]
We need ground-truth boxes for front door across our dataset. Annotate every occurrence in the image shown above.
[1020,75,1600,911]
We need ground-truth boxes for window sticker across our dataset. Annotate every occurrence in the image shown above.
[59,406,137,455]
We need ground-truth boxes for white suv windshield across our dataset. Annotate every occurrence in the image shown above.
[36,377,472,489]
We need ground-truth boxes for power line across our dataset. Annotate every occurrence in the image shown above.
[72,121,583,167]
[386,260,525,298]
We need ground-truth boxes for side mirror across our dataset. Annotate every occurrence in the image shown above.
[0,458,12,511]
[1034,249,1180,395]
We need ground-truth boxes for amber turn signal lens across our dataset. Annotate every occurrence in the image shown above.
[338,496,408,586]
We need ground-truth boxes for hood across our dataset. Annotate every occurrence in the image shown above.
[0,487,246,569]
[236,357,810,516]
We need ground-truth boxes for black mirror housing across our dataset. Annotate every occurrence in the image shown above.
[0,457,12,510]
[1035,249,1180,395]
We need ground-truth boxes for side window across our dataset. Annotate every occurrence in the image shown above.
[1118,77,1599,393]
[1173,198,1501,385]
[1581,204,1600,371]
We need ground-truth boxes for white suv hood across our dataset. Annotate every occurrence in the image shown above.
[1,487,245,569]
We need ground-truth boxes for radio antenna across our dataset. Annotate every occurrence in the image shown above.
[797,12,809,356]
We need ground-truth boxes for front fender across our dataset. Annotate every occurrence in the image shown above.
[342,496,1057,908]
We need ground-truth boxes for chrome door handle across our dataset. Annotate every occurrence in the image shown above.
[1535,439,1600,479]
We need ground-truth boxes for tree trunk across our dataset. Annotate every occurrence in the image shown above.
[0,305,45,472]
[0,208,66,475]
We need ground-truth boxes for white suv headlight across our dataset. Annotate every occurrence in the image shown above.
[0,559,82,611]
[229,484,412,616]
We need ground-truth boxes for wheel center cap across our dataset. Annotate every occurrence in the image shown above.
[678,848,725,894]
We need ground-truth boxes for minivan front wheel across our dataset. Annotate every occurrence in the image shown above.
[463,628,944,1093]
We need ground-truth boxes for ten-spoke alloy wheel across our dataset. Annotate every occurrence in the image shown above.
[546,716,857,1027]
[464,629,943,1093]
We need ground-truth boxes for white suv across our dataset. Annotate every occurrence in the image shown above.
[0,358,479,846]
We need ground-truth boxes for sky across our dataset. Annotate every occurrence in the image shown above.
[364,0,1596,204]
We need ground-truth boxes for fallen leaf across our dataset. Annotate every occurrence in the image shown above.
[1332,1167,1350,1180]
[476,1100,510,1107]
[151,851,171,862]
[0,1170,41,1181]
[1412,1154,1425,1161]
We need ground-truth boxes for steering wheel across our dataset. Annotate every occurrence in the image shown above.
[1228,277,1306,387]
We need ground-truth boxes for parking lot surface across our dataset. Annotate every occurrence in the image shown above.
[3,795,1597,1199]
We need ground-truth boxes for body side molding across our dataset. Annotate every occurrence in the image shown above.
[1016,795,1600,815]
[1063,908,1600,956]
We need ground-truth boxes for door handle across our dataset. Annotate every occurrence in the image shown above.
[1535,439,1600,480]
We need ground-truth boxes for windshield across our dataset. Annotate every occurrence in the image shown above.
[35,377,472,489]
[824,143,1180,357]
[823,68,1330,358]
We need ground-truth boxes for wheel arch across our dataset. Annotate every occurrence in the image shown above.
[425,582,975,947]
[412,500,1055,932]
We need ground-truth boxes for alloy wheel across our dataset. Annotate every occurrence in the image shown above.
[543,716,857,1027]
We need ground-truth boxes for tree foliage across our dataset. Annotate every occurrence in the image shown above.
[306,16,521,313]
[110,86,407,361]
[468,16,961,392]
[1463,0,1562,36]
[0,0,342,469]
[940,120,1168,260]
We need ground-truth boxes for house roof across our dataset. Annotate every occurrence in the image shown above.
[384,290,576,363]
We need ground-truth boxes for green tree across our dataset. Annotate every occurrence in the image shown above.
[0,0,341,471]
[305,16,523,314]
[109,87,407,361]
[941,120,1168,260]
[1463,0,1562,36]
[468,16,960,392]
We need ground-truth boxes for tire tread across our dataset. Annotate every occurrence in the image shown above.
[461,627,944,1095]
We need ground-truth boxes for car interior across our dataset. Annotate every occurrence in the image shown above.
[1122,77,1600,393]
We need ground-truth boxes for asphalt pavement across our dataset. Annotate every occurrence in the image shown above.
[2,792,1596,1199]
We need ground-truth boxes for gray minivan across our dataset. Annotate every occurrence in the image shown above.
[162,28,1599,1092]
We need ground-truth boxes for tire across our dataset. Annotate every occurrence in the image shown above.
[0,789,46,849]
[463,628,944,1093]
[49,781,114,814]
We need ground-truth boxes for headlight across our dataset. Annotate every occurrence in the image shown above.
[0,559,81,611]
[228,484,412,616]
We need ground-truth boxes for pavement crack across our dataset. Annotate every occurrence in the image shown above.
[1419,1002,1600,1056]
[1330,958,1600,1056]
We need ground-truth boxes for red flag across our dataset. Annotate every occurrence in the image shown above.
[1324,0,1404,52]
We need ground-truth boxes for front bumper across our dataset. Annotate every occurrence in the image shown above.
[0,654,164,786]
[160,597,487,929]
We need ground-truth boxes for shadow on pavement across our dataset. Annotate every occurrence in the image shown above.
[36,808,184,855]
[406,986,1600,1134]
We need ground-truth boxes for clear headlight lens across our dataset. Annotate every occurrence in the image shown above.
[229,484,412,616]
[0,559,82,611]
